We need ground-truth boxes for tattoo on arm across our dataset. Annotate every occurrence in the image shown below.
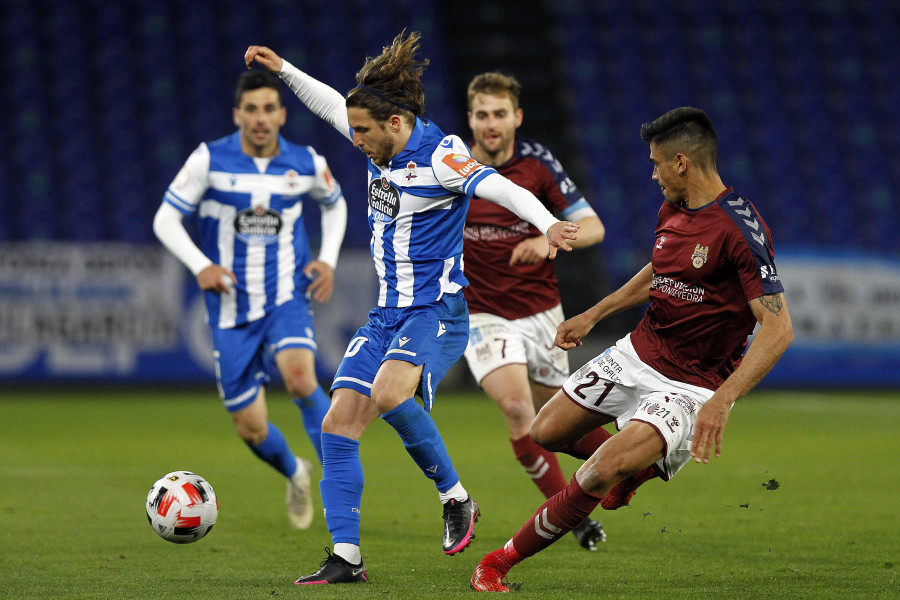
[758,293,784,315]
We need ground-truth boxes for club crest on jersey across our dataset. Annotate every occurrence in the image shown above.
[285,169,300,192]
[368,176,400,220]
[234,205,283,245]
[441,153,481,177]
[691,244,709,268]
[404,161,417,182]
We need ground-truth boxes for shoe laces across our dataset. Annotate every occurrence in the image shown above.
[317,547,343,569]
[443,498,469,527]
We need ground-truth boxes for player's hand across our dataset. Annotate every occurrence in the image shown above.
[197,264,236,294]
[555,311,595,350]
[245,45,284,72]
[509,236,550,265]
[545,221,579,260]
[690,394,733,464]
[304,261,335,303]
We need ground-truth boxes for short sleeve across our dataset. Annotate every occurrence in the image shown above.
[718,193,785,301]
[520,140,592,218]
[726,224,785,302]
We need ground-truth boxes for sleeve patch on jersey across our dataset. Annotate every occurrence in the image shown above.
[172,166,191,192]
[322,166,335,191]
[721,195,784,294]
[441,153,482,178]
[725,197,767,247]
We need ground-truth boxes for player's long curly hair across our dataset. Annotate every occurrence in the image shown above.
[346,30,428,124]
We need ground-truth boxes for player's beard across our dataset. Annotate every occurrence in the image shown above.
[477,129,514,162]
[368,135,396,167]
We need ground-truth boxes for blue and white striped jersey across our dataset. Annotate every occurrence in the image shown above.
[361,118,496,307]
[163,131,343,328]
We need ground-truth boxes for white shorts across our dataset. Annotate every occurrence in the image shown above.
[464,304,570,388]
[561,334,716,480]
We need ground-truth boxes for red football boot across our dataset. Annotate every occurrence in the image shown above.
[600,466,658,510]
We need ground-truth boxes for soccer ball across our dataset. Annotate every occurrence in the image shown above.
[146,471,218,543]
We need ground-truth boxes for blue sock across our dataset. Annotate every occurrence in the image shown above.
[381,398,460,493]
[319,432,364,545]
[294,387,330,464]
[247,422,298,479]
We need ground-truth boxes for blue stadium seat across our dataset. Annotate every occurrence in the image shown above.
[1,0,896,262]
[550,0,900,282]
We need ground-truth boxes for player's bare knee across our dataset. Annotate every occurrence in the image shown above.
[578,450,640,495]
[372,396,400,416]
[320,409,344,435]
[234,419,267,446]
[321,405,368,439]
[529,419,568,451]
[283,371,318,399]
[497,394,533,421]
[576,455,620,495]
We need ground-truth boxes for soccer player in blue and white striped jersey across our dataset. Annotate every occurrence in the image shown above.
[246,31,579,584]
[153,71,348,531]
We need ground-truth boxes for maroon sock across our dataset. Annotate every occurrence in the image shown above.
[562,427,613,460]
[510,475,602,558]
[511,434,567,499]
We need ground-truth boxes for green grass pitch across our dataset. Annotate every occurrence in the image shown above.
[0,388,897,599]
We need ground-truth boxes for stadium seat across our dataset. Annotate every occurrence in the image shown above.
[0,0,896,263]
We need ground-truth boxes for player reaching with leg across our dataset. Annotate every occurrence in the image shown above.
[471,107,793,592]
[246,31,580,584]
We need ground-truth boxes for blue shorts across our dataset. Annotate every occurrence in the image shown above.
[331,293,468,412]
[211,299,317,412]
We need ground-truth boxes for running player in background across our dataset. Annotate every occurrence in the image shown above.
[153,70,347,531]
[471,107,794,592]
[462,72,608,551]
[245,31,579,585]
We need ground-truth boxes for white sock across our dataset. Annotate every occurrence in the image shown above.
[333,543,362,565]
[290,456,308,483]
[438,482,468,504]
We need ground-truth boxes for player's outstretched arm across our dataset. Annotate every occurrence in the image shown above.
[555,311,595,350]
[690,292,793,464]
[544,221,579,259]
[555,263,653,350]
[245,45,350,140]
[245,45,284,72]
[473,173,579,259]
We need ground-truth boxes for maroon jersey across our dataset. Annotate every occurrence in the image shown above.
[463,139,594,320]
[631,188,784,390]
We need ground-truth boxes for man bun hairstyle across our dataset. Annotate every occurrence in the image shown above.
[467,72,522,111]
[235,70,283,108]
[346,29,428,124]
[640,107,718,169]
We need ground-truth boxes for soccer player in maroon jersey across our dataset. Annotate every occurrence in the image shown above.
[471,107,794,592]
[461,73,608,550]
